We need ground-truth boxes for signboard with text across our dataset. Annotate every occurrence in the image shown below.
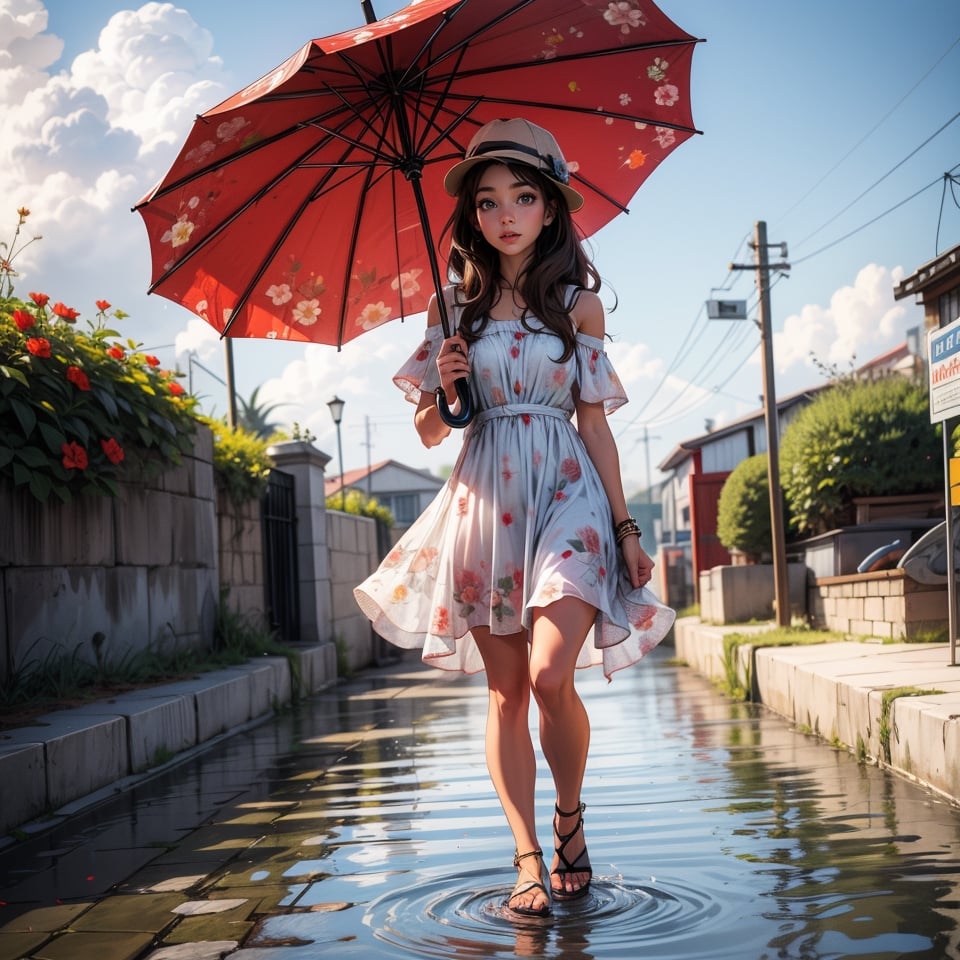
[929,315,960,423]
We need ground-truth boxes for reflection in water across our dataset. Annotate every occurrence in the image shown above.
[229,653,960,957]
[2,652,958,958]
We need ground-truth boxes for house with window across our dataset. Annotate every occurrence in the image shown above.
[655,333,927,609]
[325,458,445,541]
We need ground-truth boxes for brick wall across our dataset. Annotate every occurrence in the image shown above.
[217,489,265,620]
[810,569,948,639]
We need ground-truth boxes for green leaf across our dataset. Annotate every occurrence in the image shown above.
[12,461,31,486]
[14,445,50,468]
[28,471,51,501]
[0,447,13,468]
[38,421,66,455]
[93,386,119,419]
[9,396,36,437]
[0,364,29,387]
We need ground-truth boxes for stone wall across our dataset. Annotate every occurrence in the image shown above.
[0,426,219,683]
[809,569,948,639]
[327,508,378,671]
[699,562,808,624]
[217,488,265,620]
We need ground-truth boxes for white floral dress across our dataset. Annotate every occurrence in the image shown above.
[353,291,675,679]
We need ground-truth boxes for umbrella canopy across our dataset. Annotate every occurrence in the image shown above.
[135,0,701,348]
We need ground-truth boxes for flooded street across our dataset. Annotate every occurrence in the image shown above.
[2,647,959,959]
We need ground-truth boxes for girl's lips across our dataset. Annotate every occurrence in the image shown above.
[500,232,520,240]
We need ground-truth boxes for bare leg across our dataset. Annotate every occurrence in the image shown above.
[472,625,548,914]
[528,597,596,897]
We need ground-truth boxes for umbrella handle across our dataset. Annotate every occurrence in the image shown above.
[436,378,474,428]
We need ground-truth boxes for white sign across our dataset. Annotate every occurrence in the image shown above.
[929,315,960,423]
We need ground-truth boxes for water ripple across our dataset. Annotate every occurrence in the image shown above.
[366,868,733,959]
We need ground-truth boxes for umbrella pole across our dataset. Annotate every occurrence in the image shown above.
[361,2,376,24]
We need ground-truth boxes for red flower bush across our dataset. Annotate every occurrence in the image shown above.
[12,309,32,331]
[26,336,51,357]
[95,299,111,312]
[61,441,88,470]
[100,437,124,465]
[66,365,91,391]
[145,354,160,367]
[29,291,49,307]
[52,302,80,322]
[168,381,185,396]
[106,345,125,360]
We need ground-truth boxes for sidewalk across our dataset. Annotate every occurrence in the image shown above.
[673,617,960,805]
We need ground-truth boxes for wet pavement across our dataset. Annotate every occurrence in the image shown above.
[1,647,959,960]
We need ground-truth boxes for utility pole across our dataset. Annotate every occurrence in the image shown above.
[730,221,791,626]
[224,339,238,428]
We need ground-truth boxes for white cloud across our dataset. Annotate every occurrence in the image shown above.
[0,1,229,302]
[772,263,912,376]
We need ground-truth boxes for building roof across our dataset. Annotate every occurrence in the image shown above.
[657,341,914,472]
[324,458,444,497]
[657,384,825,471]
[893,243,960,301]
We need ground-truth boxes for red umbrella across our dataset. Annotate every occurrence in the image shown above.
[135,0,701,419]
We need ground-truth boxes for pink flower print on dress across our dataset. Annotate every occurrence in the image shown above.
[513,379,522,395]
[410,547,438,573]
[577,525,601,554]
[589,349,599,374]
[510,344,520,358]
[502,455,514,482]
[457,496,469,516]
[552,368,568,386]
[454,568,484,616]
[560,458,581,483]
[432,606,450,634]
[383,546,405,567]
[502,512,514,526]
[632,605,658,631]
[492,386,507,406]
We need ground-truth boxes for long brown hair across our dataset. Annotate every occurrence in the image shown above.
[442,160,601,362]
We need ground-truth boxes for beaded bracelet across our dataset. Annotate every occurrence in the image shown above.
[615,516,641,545]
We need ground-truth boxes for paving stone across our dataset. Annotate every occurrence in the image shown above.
[0,931,48,960]
[144,942,239,959]
[161,908,255,945]
[33,930,155,960]
[0,901,91,933]
[71,892,186,933]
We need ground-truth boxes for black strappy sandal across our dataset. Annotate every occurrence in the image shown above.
[551,802,593,901]
[507,848,551,917]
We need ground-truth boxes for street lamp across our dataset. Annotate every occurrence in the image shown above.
[327,395,346,510]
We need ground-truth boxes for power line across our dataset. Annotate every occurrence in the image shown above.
[791,172,950,266]
[776,33,960,225]
[794,110,960,249]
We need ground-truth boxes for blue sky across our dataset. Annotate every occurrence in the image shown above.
[4,0,959,492]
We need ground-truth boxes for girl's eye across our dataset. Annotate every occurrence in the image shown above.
[477,199,496,211]
[517,192,537,204]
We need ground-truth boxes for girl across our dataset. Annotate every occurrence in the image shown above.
[355,118,675,918]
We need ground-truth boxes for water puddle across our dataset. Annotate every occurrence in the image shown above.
[2,649,958,959]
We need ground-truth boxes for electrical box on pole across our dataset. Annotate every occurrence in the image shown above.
[706,299,748,321]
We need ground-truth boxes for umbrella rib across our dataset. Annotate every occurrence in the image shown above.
[136,101,362,205]
[335,163,379,348]
[416,90,702,136]
[149,114,368,295]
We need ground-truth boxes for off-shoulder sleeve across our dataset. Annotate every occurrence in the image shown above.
[575,333,628,415]
[393,326,443,404]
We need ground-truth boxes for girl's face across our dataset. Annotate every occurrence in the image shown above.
[473,163,555,263]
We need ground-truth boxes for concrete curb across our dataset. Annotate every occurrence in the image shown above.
[0,643,338,838]
[674,617,960,805]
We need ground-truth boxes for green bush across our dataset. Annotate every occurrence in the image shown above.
[716,454,780,557]
[199,415,274,506]
[780,377,940,535]
[0,294,197,503]
[326,486,394,526]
